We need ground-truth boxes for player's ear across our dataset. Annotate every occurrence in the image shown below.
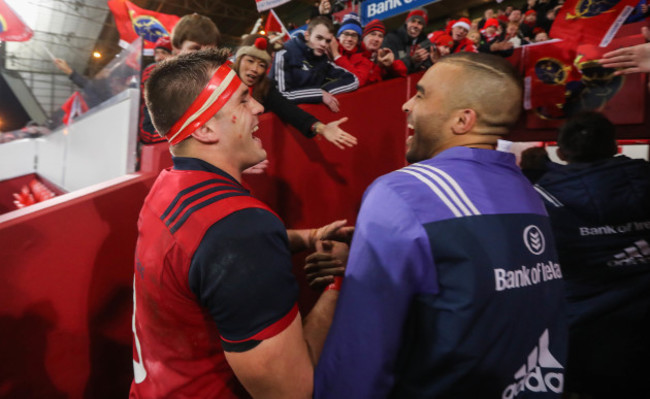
[191,122,219,144]
[450,108,477,135]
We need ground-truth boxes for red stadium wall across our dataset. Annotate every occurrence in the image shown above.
[0,69,647,398]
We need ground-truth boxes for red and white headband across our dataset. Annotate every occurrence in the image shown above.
[165,63,241,145]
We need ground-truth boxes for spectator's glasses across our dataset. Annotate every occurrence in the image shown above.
[340,32,359,39]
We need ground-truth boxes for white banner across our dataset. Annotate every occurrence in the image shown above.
[256,0,291,12]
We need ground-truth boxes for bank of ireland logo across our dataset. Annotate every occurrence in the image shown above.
[523,225,545,255]
[130,13,169,44]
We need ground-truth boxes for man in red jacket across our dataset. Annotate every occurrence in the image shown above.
[332,19,407,87]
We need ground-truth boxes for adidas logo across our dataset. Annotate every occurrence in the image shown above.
[502,329,564,399]
[608,239,650,267]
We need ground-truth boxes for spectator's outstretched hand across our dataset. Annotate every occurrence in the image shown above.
[304,240,348,290]
[377,48,395,67]
[322,90,340,112]
[53,58,73,75]
[242,159,269,174]
[321,117,357,149]
[600,27,650,75]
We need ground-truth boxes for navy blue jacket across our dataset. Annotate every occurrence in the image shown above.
[270,32,358,104]
[535,155,650,397]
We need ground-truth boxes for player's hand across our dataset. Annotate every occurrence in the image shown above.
[312,219,354,244]
[322,90,340,113]
[600,26,650,75]
[304,240,348,290]
[320,117,357,149]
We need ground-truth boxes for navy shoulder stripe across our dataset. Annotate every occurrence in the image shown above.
[169,192,250,234]
[161,178,238,221]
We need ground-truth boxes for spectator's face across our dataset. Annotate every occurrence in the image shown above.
[534,32,549,42]
[363,31,384,52]
[506,6,514,14]
[468,31,480,44]
[238,55,268,87]
[506,24,518,36]
[437,45,451,56]
[452,26,468,41]
[211,82,266,170]
[339,30,359,51]
[306,24,333,56]
[154,48,171,63]
[403,62,458,163]
[484,9,494,19]
[525,14,537,24]
[509,10,521,23]
[406,19,424,38]
[486,25,497,36]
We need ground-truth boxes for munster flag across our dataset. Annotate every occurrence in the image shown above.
[550,0,638,47]
[265,9,290,41]
[256,0,291,13]
[523,40,576,112]
[108,0,179,52]
[0,0,33,42]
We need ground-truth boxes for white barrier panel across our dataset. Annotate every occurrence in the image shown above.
[0,139,37,180]
[0,88,139,191]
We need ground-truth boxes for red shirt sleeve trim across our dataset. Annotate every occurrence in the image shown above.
[220,303,299,344]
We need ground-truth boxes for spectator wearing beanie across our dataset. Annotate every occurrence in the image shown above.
[427,31,454,63]
[519,10,538,39]
[234,35,356,149]
[477,17,513,57]
[153,36,172,63]
[382,7,432,73]
[334,12,363,57]
[333,19,407,87]
[448,18,478,53]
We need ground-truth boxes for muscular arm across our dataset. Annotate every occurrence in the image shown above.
[190,208,340,398]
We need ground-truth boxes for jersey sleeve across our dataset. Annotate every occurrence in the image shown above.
[188,207,299,352]
[314,179,437,398]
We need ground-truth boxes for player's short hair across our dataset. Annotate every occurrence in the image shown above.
[438,52,523,130]
[145,48,231,137]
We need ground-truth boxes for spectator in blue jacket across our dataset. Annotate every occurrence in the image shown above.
[535,111,650,399]
[270,16,359,113]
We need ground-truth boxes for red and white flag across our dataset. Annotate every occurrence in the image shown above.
[61,91,89,125]
[265,9,290,41]
[0,0,33,42]
[551,0,639,47]
[256,0,291,13]
[108,0,179,54]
